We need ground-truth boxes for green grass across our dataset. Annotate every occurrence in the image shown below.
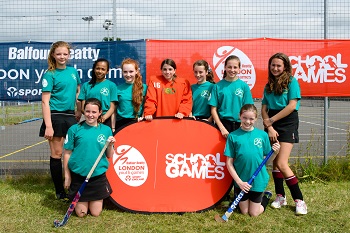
[0,173,349,233]
[0,102,42,125]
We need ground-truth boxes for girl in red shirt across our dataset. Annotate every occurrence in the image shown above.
[144,58,192,121]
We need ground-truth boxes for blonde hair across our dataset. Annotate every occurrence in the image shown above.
[47,41,71,71]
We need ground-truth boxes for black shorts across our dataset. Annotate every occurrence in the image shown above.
[68,172,112,202]
[115,118,137,133]
[266,109,299,143]
[234,186,263,203]
[39,110,77,137]
[219,119,241,133]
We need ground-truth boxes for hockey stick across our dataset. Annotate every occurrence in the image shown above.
[214,149,274,223]
[53,141,110,228]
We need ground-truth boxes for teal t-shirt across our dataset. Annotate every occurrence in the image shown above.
[224,127,271,192]
[116,83,147,120]
[262,77,301,110]
[208,79,253,122]
[42,66,81,111]
[78,79,117,114]
[64,122,112,177]
[191,81,214,118]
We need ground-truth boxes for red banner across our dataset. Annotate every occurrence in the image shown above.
[146,38,350,97]
[107,118,233,213]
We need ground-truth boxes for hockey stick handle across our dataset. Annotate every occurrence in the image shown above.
[220,149,274,222]
[86,141,111,180]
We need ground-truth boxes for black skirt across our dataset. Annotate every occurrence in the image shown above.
[39,110,76,137]
[219,119,241,133]
[266,109,299,143]
[68,172,112,202]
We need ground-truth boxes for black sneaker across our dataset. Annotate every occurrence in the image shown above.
[56,191,69,202]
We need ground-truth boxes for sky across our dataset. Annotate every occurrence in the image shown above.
[0,0,349,42]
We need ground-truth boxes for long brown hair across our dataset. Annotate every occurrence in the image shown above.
[47,41,71,71]
[266,52,293,95]
[161,58,177,79]
[222,55,241,79]
[193,60,215,83]
[121,58,144,118]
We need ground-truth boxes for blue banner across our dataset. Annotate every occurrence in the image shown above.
[0,40,146,101]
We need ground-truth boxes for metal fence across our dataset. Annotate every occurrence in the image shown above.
[0,0,350,176]
[1,1,349,42]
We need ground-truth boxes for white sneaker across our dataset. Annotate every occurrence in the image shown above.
[271,194,287,209]
[295,199,308,215]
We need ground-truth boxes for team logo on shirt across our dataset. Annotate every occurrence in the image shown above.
[42,79,48,88]
[235,88,244,98]
[254,138,263,148]
[97,134,107,145]
[71,74,77,80]
[100,87,109,96]
[163,87,176,94]
[201,90,211,99]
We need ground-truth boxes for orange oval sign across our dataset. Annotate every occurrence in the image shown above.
[107,118,233,213]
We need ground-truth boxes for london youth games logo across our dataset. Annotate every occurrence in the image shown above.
[113,145,148,187]
[213,46,256,89]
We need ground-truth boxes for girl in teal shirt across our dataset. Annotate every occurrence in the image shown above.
[261,52,307,215]
[208,55,253,138]
[115,58,147,131]
[78,58,117,132]
[190,60,215,122]
[225,104,280,217]
[39,41,81,200]
[64,98,115,217]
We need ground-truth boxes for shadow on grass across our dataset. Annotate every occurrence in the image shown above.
[5,172,125,214]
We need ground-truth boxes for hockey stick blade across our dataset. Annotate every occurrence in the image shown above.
[215,149,274,223]
[53,142,110,228]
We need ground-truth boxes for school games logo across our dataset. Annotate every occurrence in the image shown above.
[213,46,256,89]
[290,54,348,83]
[165,152,225,179]
[113,145,148,187]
